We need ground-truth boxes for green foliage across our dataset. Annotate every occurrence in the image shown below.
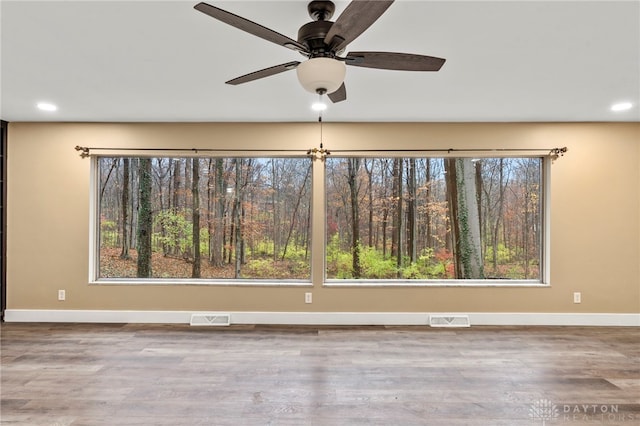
[417,247,446,279]
[101,219,117,232]
[505,265,525,279]
[287,259,311,277]
[243,258,277,277]
[154,210,192,254]
[327,236,459,279]
[252,240,274,257]
[199,228,210,255]
[100,219,118,247]
[484,243,512,263]
[326,234,353,278]
[419,247,435,263]
[360,246,397,279]
[247,239,308,262]
[397,248,451,279]
[280,243,308,262]
[242,258,310,279]
[401,262,422,279]
[328,243,453,280]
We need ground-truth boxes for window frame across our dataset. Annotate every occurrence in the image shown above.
[321,153,550,287]
[89,154,315,287]
[88,152,551,287]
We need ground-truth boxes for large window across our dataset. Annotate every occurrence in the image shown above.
[325,157,543,281]
[94,154,546,284]
[97,157,312,281]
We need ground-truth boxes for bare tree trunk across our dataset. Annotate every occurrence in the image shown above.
[129,160,138,250]
[392,158,403,276]
[382,209,388,257]
[281,164,311,260]
[425,159,432,248]
[171,159,181,256]
[446,158,484,279]
[136,158,152,278]
[154,158,169,256]
[523,160,534,279]
[363,159,374,247]
[233,159,243,278]
[347,158,361,278]
[184,159,191,211]
[213,158,225,266]
[99,158,119,207]
[445,158,460,278]
[119,158,130,259]
[172,159,180,211]
[475,159,483,248]
[407,158,417,262]
[271,159,279,261]
[304,201,311,261]
[207,159,214,265]
[192,159,201,278]
[492,158,505,272]
[381,160,389,257]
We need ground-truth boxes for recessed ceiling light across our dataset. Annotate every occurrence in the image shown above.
[37,102,58,112]
[610,102,633,112]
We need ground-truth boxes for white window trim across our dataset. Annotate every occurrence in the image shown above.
[89,154,551,287]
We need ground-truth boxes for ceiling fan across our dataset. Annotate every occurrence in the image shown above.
[194,0,446,103]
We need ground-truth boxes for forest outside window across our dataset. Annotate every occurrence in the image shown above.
[325,157,544,282]
[93,153,547,285]
[96,157,312,281]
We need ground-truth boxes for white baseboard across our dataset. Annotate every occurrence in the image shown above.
[3,309,639,326]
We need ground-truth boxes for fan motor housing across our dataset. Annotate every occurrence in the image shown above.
[298,20,334,56]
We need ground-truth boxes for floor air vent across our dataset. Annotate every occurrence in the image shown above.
[429,314,471,328]
[190,313,231,326]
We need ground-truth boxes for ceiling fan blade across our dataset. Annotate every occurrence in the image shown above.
[324,0,394,51]
[328,83,347,103]
[226,61,300,85]
[194,2,308,53]
[345,51,446,71]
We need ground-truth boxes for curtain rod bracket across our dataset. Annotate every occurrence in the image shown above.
[550,147,568,161]
[307,145,331,161]
[75,146,90,158]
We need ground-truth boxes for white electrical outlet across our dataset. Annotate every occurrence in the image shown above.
[573,292,581,304]
[58,290,66,301]
[305,292,312,304]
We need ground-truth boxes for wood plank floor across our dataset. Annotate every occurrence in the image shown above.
[1,323,639,425]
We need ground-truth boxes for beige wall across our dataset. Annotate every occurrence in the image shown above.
[6,122,640,314]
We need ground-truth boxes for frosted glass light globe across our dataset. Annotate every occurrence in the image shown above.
[296,57,346,94]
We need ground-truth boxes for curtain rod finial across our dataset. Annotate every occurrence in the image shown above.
[75,145,90,159]
[550,147,568,161]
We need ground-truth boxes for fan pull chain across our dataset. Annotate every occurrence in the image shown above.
[307,113,330,160]
[319,113,323,147]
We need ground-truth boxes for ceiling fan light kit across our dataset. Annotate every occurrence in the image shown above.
[296,57,346,94]
[194,0,445,104]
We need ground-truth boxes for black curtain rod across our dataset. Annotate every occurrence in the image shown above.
[329,148,566,153]
[74,146,302,158]
[75,145,567,158]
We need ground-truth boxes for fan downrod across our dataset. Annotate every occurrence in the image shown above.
[307,1,335,21]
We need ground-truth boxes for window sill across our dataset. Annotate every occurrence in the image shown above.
[323,279,548,288]
[91,278,313,287]
[90,279,547,288]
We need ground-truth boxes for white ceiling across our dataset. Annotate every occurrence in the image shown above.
[1,0,639,122]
